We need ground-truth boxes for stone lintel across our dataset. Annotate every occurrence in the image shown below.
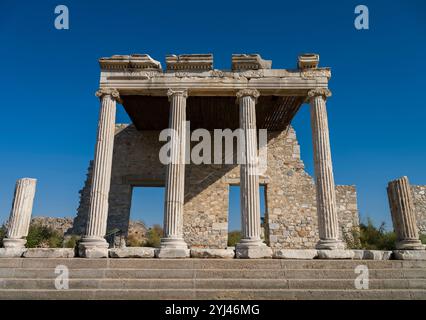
[99,54,162,71]
[166,54,213,71]
[232,54,272,71]
[298,53,320,69]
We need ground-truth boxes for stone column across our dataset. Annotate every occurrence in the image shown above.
[387,176,425,250]
[156,89,190,258]
[79,88,120,258]
[3,178,37,248]
[235,89,272,258]
[308,88,345,250]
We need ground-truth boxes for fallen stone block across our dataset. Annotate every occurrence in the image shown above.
[273,249,318,259]
[109,247,155,258]
[236,246,273,259]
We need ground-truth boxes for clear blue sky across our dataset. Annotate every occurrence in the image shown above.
[0,0,425,231]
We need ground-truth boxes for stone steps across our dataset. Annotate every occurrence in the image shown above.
[1,278,426,290]
[0,289,425,300]
[0,258,425,299]
[1,258,425,269]
[1,268,426,279]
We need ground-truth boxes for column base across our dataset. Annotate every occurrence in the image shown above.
[155,237,190,258]
[315,239,345,250]
[78,236,109,258]
[2,238,26,249]
[396,239,425,250]
[235,240,272,259]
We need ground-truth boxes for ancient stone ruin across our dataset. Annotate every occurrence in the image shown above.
[1,53,426,260]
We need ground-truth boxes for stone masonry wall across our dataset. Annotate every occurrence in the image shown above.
[70,124,359,249]
[412,185,426,235]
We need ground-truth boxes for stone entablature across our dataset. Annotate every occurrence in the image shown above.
[98,53,330,97]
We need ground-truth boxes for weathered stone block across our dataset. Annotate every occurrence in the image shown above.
[155,248,190,259]
[79,247,108,258]
[317,250,355,259]
[109,247,155,258]
[352,250,365,260]
[363,250,392,260]
[236,246,273,259]
[273,249,318,259]
[23,248,75,258]
[190,248,235,259]
[393,250,426,260]
[0,248,26,258]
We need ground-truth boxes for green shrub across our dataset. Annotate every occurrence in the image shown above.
[143,224,163,248]
[359,219,396,250]
[420,234,426,245]
[26,224,64,248]
[227,230,241,247]
[64,235,79,248]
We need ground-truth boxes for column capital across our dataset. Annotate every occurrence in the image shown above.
[307,88,332,100]
[167,89,188,101]
[236,88,260,101]
[95,88,121,103]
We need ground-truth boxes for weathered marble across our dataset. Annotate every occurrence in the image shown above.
[190,248,235,259]
[23,248,75,258]
[393,250,426,260]
[308,89,344,250]
[158,89,190,258]
[273,249,318,259]
[109,247,155,258]
[79,88,120,257]
[3,178,37,249]
[0,248,27,258]
[235,89,272,259]
[317,250,354,259]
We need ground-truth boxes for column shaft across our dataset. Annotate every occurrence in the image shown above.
[235,89,272,258]
[309,89,344,250]
[239,94,262,241]
[80,88,119,252]
[3,178,37,248]
[387,176,424,250]
[158,89,189,255]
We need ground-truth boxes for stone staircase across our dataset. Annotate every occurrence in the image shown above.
[0,258,425,299]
